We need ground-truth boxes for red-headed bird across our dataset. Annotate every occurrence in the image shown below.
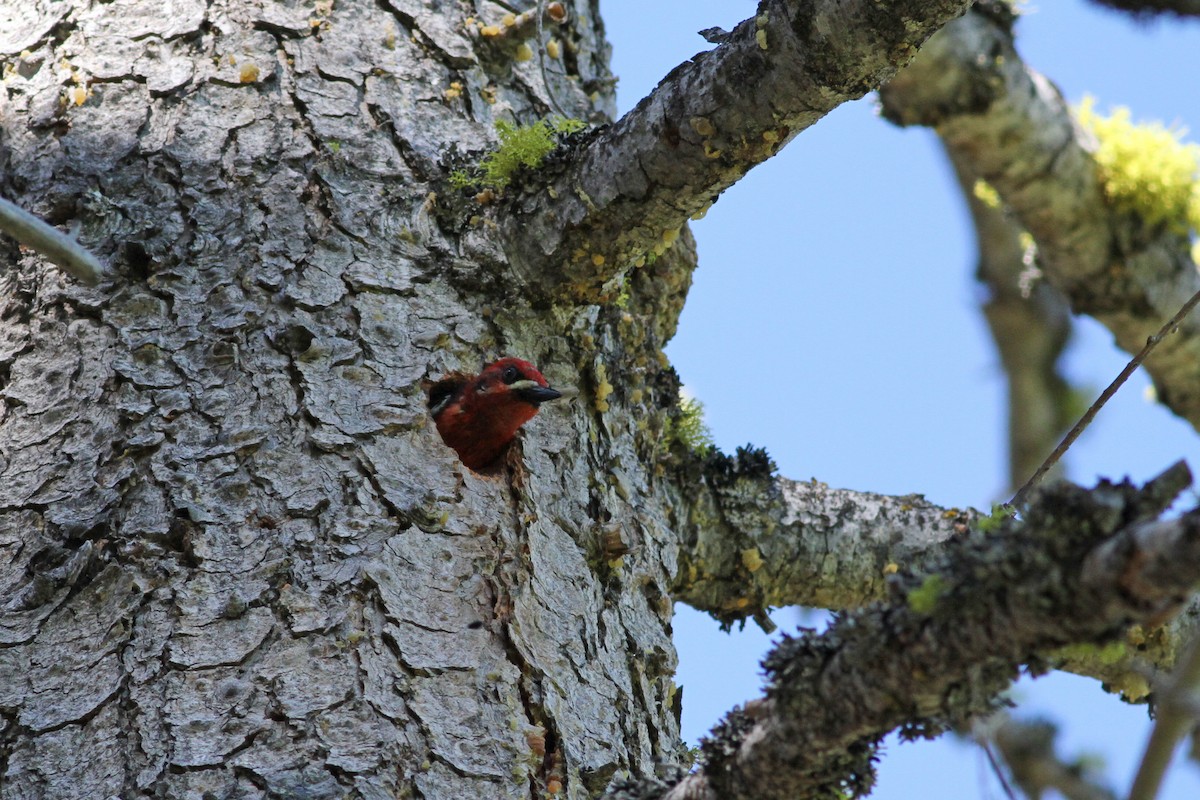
[428,357,562,471]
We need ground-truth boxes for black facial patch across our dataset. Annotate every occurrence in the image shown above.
[428,376,467,414]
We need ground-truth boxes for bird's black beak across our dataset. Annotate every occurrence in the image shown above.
[515,384,563,405]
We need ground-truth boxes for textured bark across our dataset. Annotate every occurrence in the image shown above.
[667,450,1200,703]
[664,466,1200,800]
[0,1,682,797]
[3,2,1200,800]
[0,0,991,793]
[495,0,973,303]
[879,6,1200,431]
[668,449,978,622]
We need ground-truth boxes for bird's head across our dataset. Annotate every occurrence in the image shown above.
[428,357,563,471]
[473,357,562,407]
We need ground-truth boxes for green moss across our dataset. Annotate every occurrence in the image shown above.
[907,574,948,615]
[1076,96,1200,236]
[448,169,474,189]
[975,503,1013,533]
[452,116,586,191]
[666,394,715,455]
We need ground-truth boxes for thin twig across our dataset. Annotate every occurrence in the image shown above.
[981,738,1021,800]
[1128,634,1200,800]
[0,196,106,285]
[1009,286,1200,509]
[984,714,1119,800]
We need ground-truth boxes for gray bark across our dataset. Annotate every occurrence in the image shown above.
[1,1,676,797]
[664,464,1200,800]
[3,1,1200,800]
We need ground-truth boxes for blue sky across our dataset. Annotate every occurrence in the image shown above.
[601,2,1200,798]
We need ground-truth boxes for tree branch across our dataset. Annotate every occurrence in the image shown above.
[976,714,1118,800]
[496,0,972,302]
[878,7,1200,430]
[1127,635,1200,800]
[1011,287,1200,509]
[670,448,977,622]
[670,450,1200,700]
[0,196,106,285]
[943,142,1074,492]
[659,464,1200,800]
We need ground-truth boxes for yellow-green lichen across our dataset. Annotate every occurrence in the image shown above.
[1076,96,1200,238]
[613,277,631,309]
[973,179,1001,209]
[593,363,613,412]
[755,12,769,50]
[1057,639,1129,666]
[647,225,681,260]
[450,116,586,191]
[1056,640,1148,699]
[741,547,764,573]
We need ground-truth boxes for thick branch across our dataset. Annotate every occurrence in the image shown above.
[671,449,977,621]
[878,8,1200,430]
[1128,635,1200,800]
[499,0,972,302]
[670,450,1200,699]
[661,465,1200,800]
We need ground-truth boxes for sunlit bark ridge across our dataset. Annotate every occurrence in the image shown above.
[496,0,972,302]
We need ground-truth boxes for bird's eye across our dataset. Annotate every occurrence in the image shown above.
[502,365,520,384]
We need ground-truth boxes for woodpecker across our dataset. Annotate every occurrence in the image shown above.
[428,357,562,471]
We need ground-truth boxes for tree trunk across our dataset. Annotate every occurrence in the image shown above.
[0,1,687,796]
[6,2,1200,799]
